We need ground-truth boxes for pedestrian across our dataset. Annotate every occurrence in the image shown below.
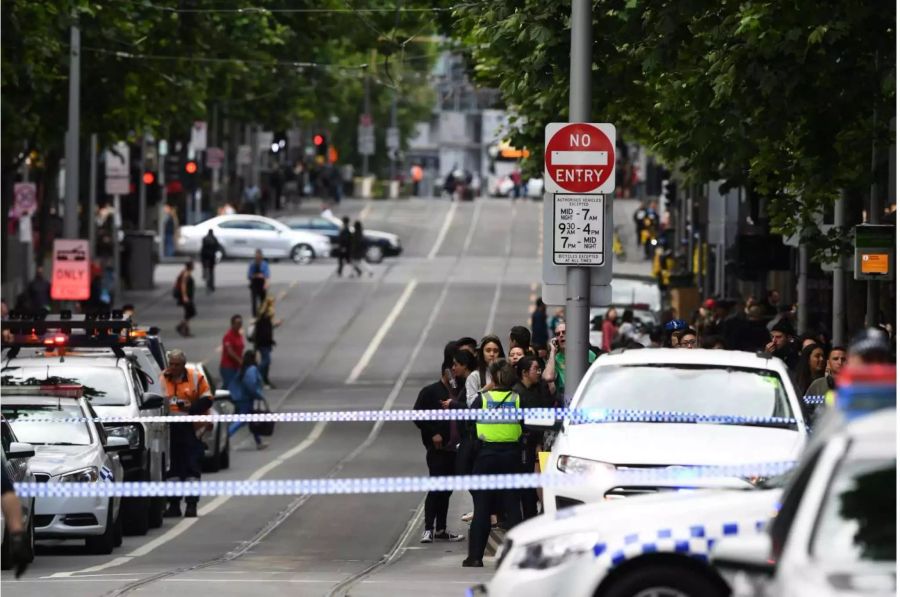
[542,322,593,404]
[766,318,800,369]
[414,361,465,544]
[220,314,244,389]
[163,205,178,257]
[457,337,478,355]
[1,299,12,344]
[173,261,196,337]
[2,466,31,577]
[616,309,637,346]
[200,229,223,293]
[350,221,374,277]
[26,265,51,312]
[465,334,504,406]
[804,346,846,397]
[254,296,281,388]
[701,335,726,349]
[509,325,531,353]
[549,308,565,336]
[601,307,619,352]
[335,216,352,277]
[463,359,523,567]
[442,340,463,400]
[247,249,270,317]
[513,355,555,519]
[227,349,268,450]
[160,350,213,517]
[411,164,424,196]
[762,289,781,319]
[632,201,647,248]
[508,346,526,366]
[530,298,549,357]
[678,328,699,348]
[794,343,826,395]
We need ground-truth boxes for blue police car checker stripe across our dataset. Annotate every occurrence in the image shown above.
[100,466,113,481]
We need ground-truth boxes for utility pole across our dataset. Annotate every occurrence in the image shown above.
[797,239,809,333]
[564,0,592,403]
[63,20,81,239]
[362,65,371,177]
[138,132,147,230]
[88,134,98,254]
[832,191,846,345]
[388,0,401,181]
[865,52,880,327]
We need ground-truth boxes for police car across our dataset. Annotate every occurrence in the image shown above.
[1,385,128,555]
[714,365,896,597]
[531,349,806,514]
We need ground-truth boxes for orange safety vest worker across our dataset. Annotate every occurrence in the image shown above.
[411,164,424,182]
[160,365,212,432]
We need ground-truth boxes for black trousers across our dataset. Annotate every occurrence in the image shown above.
[467,444,523,561]
[424,449,456,531]
[167,423,203,506]
[250,284,266,316]
[520,442,539,520]
[201,258,216,291]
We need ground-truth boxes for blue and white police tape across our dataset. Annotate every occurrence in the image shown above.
[803,395,826,405]
[12,407,805,426]
[14,462,797,498]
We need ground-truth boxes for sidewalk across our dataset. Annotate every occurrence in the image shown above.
[349,486,495,596]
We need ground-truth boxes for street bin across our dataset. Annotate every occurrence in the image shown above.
[124,231,156,291]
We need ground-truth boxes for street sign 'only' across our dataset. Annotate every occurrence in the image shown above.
[544,123,616,194]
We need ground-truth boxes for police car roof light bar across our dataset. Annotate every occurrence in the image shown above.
[1,313,133,335]
[1,384,85,399]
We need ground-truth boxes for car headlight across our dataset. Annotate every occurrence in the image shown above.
[556,455,615,475]
[58,467,100,483]
[106,424,142,449]
[511,532,599,570]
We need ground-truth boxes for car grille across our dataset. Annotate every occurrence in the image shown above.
[33,473,50,483]
[34,515,54,527]
[604,486,688,499]
[63,513,99,527]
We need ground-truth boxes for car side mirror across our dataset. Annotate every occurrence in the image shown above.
[140,393,164,410]
[105,436,130,452]
[8,441,35,459]
[712,534,776,595]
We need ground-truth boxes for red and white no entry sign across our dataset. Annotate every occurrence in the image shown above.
[544,122,616,194]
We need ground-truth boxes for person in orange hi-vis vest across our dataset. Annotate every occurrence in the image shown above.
[160,349,213,518]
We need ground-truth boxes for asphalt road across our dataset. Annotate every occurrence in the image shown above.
[2,196,650,597]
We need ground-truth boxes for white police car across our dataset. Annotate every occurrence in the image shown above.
[533,349,807,514]
[1,385,128,554]
[474,486,782,597]
[714,366,896,597]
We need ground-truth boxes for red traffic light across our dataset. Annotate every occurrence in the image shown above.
[184,161,198,174]
[313,134,325,146]
[142,171,155,185]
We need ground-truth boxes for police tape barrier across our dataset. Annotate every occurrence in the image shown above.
[15,462,798,498]
[12,407,809,426]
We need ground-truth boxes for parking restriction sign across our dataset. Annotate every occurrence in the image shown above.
[552,194,606,265]
[51,239,91,301]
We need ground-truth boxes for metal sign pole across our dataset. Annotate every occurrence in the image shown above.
[113,194,122,303]
[564,0,593,404]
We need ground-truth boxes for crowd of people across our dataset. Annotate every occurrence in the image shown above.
[412,293,895,568]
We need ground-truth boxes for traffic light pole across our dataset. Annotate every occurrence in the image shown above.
[362,74,371,177]
[138,134,147,230]
[63,21,81,239]
[112,194,122,303]
[564,0,592,404]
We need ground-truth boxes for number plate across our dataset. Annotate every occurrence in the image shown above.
[552,194,606,265]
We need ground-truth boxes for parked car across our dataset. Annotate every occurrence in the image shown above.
[1,418,36,569]
[177,214,332,264]
[192,362,233,473]
[2,346,169,535]
[1,385,128,555]
[531,348,807,515]
[280,211,402,263]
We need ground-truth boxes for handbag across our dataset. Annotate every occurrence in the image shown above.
[248,397,275,437]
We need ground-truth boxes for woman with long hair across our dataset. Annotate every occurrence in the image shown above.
[253,296,281,388]
[226,350,267,449]
[794,343,826,396]
[465,334,505,407]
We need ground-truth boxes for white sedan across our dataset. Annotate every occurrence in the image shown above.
[177,214,332,264]
[537,349,807,515]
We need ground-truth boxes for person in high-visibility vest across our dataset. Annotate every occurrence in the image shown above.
[463,359,523,568]
[160,349,213,518]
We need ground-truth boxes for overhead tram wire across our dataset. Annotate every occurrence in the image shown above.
[79,46,368,71]
[124,1,475,14]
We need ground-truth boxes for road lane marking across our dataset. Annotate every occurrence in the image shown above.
[462,199,483,249]
[484,203,516,336]
[426,201,457,260]
[358,202,372,221]
[345,279,418,384]
[47,421,327,578]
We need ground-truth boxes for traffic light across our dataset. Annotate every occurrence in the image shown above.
[661,179,677,210]
[184,160,198,175]
[142,171,156,185]
[313,134,327,158]
[183,160,199,192]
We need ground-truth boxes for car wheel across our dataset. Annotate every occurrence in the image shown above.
[122,496,150,536]
[148,495,165,529]
[291,244,314,264]
[113,512,123,547]
[365,244,384,264]
[219,435,230,469]
[24,505,35,563]
[205,425,222,473]
[603,564,725,597]
[85,500,117,555]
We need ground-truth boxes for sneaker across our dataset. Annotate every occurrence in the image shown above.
[255,442,269,450]
[164,504,182,518]
[184,503,197,518]
[461,558,483,568]
[434,530,465,542]
[460,511,474,522]
[420,530,434,543]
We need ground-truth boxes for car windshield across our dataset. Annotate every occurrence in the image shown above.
[2,403,93,446]
[1,366,131,406]
[576,364,796,428]
[811,457,895,564]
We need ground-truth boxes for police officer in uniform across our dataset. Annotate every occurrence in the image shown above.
[160,349,213,518]
[463,359,523,567]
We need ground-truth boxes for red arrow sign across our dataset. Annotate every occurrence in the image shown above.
[544,123,616,194]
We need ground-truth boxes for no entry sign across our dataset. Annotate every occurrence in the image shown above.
[544,123,616,194]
